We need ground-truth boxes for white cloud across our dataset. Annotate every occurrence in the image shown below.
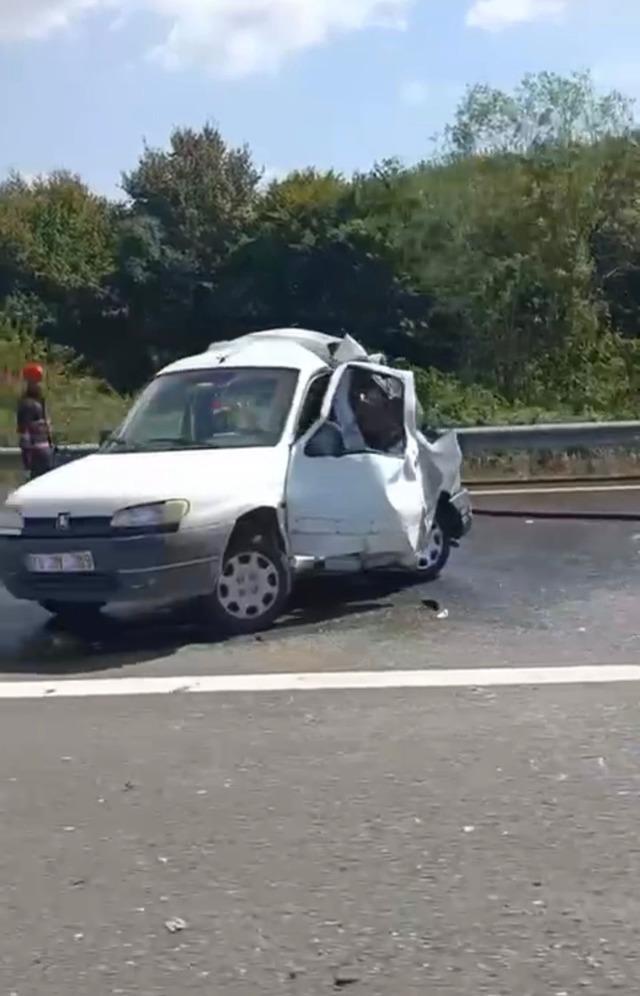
[0,0,101,40]
[0,0,413,76]
[399,79,429,107]
[466,0,567,31]
[155,0,412,77]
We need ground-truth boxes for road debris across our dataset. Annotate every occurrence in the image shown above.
[333,967,360,989]
[423,599,449,619]
[164,917,188,934]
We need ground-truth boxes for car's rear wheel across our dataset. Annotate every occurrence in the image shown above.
[415,522,451,581]
[205,536,291,636]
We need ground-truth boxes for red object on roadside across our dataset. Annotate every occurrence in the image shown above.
[22,362,44,384]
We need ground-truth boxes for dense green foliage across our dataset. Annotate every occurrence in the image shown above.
[1,70,639,430]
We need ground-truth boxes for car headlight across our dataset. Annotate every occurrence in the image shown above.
[110,500,190,533]
[0,505,23,537]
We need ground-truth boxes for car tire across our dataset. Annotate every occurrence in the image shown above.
[415,522,451,582]
[205,536,292,636]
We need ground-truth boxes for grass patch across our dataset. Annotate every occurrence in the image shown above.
[464,448,640,483]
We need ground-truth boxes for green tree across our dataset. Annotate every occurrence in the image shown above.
[0,171,114,293]
[1,77,639,425]
[100,124,264,384]
[370,143,634,412]
[589,137,640,339]
[102,212,207,388]
[447,71,634,157]
[122,124,261,269]
[0,172,116,370]
[215,168,432,362]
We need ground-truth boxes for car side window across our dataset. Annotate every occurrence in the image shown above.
[295,373,331,439]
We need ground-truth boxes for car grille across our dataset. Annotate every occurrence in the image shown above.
[23,517,113,539]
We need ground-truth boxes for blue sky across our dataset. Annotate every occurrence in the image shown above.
[1,0,639,198]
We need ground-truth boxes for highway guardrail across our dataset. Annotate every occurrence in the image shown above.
[1,421,640,470]
[455,420,640,455]
[0,444,97,472]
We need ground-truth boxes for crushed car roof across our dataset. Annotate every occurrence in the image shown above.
[159,328,387,377]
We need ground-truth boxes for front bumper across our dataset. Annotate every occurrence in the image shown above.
[0,527,225,607]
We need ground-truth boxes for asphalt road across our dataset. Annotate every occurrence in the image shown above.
[1,484,639,994]
[1,486,639,679]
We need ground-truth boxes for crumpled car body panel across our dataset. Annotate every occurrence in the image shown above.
[284,354,469,569]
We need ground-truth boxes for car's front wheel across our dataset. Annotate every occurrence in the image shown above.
[205,536,291,636]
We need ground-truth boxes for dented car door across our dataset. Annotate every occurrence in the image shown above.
[285,362,426,566]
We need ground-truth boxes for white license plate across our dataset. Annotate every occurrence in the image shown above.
[27,552,95,574]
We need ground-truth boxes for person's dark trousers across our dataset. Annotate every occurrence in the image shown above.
[28,449,54,480]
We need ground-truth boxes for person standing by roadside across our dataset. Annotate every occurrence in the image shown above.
[16,363,54,480]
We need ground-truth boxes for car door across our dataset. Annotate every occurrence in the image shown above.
[285,362,426,564]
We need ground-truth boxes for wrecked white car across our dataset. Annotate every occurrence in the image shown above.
[0,329,472,634]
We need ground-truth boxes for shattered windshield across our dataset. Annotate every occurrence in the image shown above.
[103,368,299,452]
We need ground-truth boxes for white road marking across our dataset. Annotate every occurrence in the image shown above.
[471,484,640,497]
[1,666,640,700]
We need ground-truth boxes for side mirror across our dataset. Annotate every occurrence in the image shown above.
[99,429,113,446]
[305,421,346,458]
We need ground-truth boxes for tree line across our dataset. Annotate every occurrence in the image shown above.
[1,70,639,426]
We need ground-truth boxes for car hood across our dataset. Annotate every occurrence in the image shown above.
[8,449,288,521]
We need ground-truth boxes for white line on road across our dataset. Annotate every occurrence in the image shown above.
[2,666,640,700]
[471,484,640,497]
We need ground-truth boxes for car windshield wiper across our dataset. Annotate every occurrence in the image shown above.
[103,437,140,452]
[142,437,202,450]
[105,436,252,453]
[105,436,199,452]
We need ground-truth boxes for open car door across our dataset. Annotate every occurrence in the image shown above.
[285,362,427,567]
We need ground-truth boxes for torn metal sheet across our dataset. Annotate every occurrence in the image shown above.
[208,328,385,370]
[416,429,464,524]
[287,356,467,568]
